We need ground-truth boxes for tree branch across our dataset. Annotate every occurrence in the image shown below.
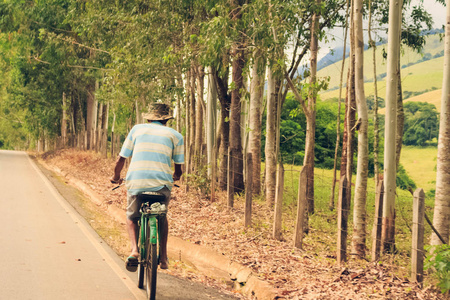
[284,72,309,118]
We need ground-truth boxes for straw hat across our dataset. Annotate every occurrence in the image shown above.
[142,103,174,121]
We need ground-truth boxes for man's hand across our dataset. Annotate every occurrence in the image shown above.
[110,176,123,184]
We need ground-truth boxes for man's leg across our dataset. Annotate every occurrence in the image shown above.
[127,218,140,258]
[159,218,169,269]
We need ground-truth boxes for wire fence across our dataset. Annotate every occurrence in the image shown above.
[191,148,435,284]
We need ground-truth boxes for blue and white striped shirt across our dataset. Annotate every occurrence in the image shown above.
[119,122,184,195]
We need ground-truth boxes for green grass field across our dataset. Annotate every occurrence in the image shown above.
[400,146,438,193]
[274,145,437,260]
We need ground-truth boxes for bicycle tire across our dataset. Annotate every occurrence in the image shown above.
[137,232,147,289]
[146,222,158,300]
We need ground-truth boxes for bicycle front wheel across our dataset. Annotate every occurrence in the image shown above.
[146,226,158,300]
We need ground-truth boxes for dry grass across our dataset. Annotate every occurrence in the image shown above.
[41,149,444,300]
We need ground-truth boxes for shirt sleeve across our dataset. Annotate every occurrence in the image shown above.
[173,133,184,164]
[119,128,135,158]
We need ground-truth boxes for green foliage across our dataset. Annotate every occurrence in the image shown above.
[396,164,416,192]
[425,244,450,294]
[184,158,210,196]
[403,102,439,146]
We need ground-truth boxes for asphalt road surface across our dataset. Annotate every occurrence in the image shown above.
[0,150,238,300]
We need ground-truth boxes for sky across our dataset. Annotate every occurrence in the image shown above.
[317,0,447,60]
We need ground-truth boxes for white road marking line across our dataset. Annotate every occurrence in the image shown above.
[26,153,145,300]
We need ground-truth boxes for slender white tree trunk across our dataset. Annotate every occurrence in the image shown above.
[382,0,402,253]
[431,0,450,245]
[249,52,265,195]
[207,67,218,177]
[352,0,369,257]
[265,67,277,206]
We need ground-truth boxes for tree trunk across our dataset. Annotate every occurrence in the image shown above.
[431,0,450,245]
[265,67,278,206]
[330,0,350,211]
[195,66,205,168]
[207,67,218,178]
[86,83,97,150]
[61,92,67,147]
[382,0,402,253]
[230,46,245,193]
[369,0,381,188]
[176,72,183,133]
[304,1,320,215]
[396,63,404,169]
[273,162,284,240]
[189,67,196,172]
[214,68,231,191]
[249,52,265,195]
[352,0,369,257]
[185,68,191,176]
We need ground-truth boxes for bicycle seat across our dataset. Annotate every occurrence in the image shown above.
[137,191,166,204]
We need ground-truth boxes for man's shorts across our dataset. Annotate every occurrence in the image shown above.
[127,186,171,221]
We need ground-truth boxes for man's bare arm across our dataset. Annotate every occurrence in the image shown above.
[111,156,126,183]
[173,164,183,181]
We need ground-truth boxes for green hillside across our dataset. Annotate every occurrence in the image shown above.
[318,34,444,101]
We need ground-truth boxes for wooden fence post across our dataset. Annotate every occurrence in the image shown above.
[245,153,253,227]
[337,175,349,264]
[372,180,384,261]
[294,166,307,248]
[273,162,284,240]
[227,147,234,208]
[411,188,425,284]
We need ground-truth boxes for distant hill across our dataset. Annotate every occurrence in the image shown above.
[379,89,442,114]
[317,28,444,72]
[317,33,445,101]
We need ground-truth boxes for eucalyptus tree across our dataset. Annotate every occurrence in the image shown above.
[432,0,450,246]
[352,0,369,257]
[0,0,93,149]
[284,0,346,213]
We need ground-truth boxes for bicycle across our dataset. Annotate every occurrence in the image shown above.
[112,182,178,300]
[135,191,167,300]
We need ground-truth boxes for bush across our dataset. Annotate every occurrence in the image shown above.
[425,244,450,294]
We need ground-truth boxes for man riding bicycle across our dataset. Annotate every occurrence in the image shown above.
[110,103,184,271]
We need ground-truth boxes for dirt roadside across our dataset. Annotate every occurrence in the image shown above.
[34,149,444,300]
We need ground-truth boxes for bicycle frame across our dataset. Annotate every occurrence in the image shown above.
[139,212,160,262]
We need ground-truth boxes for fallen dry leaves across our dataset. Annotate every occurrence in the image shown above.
[40,149,444,300]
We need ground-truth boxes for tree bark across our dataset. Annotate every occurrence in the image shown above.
[369,0,381,188]
[265,67,278,206]
[214,68,231,191]
[330,0,350,211]
[304,1,320,215]
[189,67,196,172]
[195,66,205,168]
[249,52,265,195]
[86,83,97,150]
[352,0,369,257]
[230,46,245,193]
[432,0,450,245]
[396,63,404,169]
[207,67,218,178]
[382,0,402,253]
[61,92,67,147]
[185,68,192,176]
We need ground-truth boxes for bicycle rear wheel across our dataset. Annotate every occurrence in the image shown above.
[146,223,158,300]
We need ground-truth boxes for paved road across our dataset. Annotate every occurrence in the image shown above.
[0,150,237,300]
